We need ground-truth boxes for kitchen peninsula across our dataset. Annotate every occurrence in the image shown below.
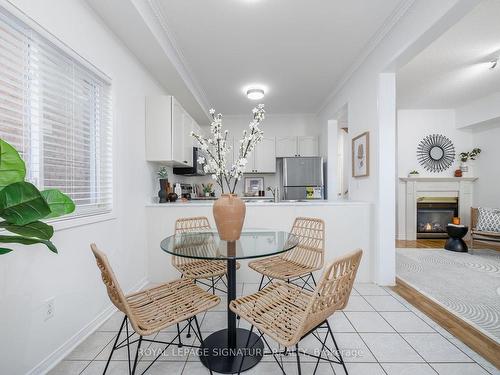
[146,199,372,283]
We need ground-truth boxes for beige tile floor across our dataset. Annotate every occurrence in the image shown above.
[49,283,499,375]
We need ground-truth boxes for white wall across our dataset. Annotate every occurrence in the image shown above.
[397,109,473,177]
[317,0,479,285]
[472,122,500,207]
[0,0,165,373]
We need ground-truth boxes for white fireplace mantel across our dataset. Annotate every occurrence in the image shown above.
[399,177,478,182]
[397,177,477,240]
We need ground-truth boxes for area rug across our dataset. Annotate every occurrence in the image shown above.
[396,248,500,343]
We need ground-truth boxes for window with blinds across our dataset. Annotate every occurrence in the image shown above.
[0,8,112,217]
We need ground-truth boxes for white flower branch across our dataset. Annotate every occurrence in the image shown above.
[191,104,265,194]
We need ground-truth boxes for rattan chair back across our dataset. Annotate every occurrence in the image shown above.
[172,217,213,266]
[90,244,139,325]
[281,217,325,270]
[299,249,362,339]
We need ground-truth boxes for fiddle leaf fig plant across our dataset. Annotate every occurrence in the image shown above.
[0,139,75,254]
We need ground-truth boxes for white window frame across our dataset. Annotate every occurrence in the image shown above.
[0,2,114,228]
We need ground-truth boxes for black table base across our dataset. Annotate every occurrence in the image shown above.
[445,225,468,252]
[199,328,264,374]
[445,237,468,252]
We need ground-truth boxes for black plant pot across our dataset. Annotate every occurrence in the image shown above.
[158,179,168,203]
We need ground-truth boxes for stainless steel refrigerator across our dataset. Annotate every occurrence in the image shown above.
[278,157,324,200]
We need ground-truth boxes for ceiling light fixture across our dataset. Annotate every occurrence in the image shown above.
[246,88,265,100]
[490,58,498,70]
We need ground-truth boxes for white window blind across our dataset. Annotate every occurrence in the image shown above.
[0,8,112,217]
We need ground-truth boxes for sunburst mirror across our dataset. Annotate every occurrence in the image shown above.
[417,134,455,173]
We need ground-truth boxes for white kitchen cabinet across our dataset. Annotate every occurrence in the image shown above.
[298,136,319,157]
[276,137,297,157]
[245,137,276,173]
[276,136,319,157]
[182,113,194,166]
[146,95,194,167]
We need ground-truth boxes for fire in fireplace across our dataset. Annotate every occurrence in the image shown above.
[417,197,458,238]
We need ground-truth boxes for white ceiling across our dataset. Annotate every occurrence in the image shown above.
[397,0,500,109]
[153,0,402,115]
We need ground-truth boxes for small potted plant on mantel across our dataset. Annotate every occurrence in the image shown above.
[191,104,265,241]
[408,170,420,178]
[459,148,481,177]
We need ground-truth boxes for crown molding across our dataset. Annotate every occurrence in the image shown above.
[317,0,416,114]
[139,0,211,113]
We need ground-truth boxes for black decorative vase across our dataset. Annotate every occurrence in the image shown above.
[158,179,168,203]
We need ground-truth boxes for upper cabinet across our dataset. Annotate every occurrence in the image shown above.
[146,96,195,167]
[297,136,319,157]
[276,136,319,157]
[275,137,296,157]
[245,137,276,173]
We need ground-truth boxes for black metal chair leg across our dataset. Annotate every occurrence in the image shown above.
[258,274,265,291]
[103,315,126,374]
[176,323,183,347]
[326,320,348,375]
[295,343,302,375]
[131,335,143,375]
[237,325,255,375]
[125,317,132,374]
[310,273,317,286]
[186,309,193,338]
[312,329,330,375]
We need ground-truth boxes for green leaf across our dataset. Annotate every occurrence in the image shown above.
[0,220,54,240]
[0,139,26,190]
[0,247,13,254]
[0,235,57,253]
[41,189,75,218]
[0,181,51,225]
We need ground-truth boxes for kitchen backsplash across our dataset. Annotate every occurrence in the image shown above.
[149,161,277,202]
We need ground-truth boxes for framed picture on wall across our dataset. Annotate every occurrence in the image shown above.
[352,131,369,177]
[244,177,264,196]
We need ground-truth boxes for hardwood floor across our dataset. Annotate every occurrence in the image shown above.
[396,238,500,250]
[392,278,500,370]
[396,239,445,248]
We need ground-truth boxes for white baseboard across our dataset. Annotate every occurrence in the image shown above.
[28,277,149,375]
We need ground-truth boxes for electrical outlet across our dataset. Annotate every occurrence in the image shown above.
[44,298,55,321]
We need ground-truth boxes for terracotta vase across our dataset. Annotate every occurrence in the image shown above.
[213,194,246,241]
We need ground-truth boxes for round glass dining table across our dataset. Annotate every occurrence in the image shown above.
[160,230,299,373]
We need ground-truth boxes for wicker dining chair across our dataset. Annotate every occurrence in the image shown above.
[248,217,324,291]
[231,249,363,375]
[173,216,240,294]
[90,244,219,375]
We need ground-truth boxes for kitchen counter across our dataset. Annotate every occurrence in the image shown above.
[146,199,373,284]
[146,199,370,207]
